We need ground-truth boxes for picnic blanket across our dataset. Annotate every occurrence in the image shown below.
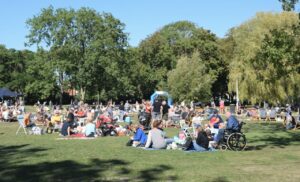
[56,137,95,140]
[56,133,96,140]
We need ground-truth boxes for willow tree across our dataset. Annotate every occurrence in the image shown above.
[227,12,299,104]
[252,27,300,103]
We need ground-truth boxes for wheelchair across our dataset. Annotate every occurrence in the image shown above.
[219,122,247,151]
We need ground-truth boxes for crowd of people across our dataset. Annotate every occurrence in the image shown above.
[2,97,300,152]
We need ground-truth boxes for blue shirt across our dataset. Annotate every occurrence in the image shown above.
[133,128,147,144]
[85,123,96,136]
[226,116,239,131]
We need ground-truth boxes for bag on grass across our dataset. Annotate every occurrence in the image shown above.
[126,139,133,146]
[32,126,43,135]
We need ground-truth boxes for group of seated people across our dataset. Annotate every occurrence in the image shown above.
[0,102,25,122]
[128,120,174,149]
[128,111,240,151]
[59,108,97,137]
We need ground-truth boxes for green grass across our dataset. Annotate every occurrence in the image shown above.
[1,119,300,181]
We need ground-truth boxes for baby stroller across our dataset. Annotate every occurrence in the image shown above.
[96,114,117,136]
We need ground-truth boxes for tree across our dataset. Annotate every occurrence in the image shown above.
[26,6,76,104]
[137,21,223,98]
[0,45,34,95]
[227,12,299,103]
[279,0,299,11]
[25,49,58,101]
[168,52,216,102]
[71,9,129,101]
[26,7,129,102]
[251,28,300,103]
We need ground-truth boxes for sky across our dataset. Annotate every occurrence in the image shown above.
[0,0,295,50]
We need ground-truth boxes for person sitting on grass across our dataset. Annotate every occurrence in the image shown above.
[61,108,75,136]
[131,124,147,147]
[85,118,96,137]
[48,110,62,131]
[145,120,173,149]
[192,126,209,152]
[285,112,296,130]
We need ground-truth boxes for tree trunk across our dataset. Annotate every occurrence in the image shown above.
[80,87,86,102]
[59,72,64,106]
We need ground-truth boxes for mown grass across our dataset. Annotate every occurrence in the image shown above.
[0,116,300,181]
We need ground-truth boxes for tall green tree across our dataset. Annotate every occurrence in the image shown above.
[251,27,300,103]
[227,12,299,103]
[168,52,216,102]
[0,45,34,95]
[279,0,299,11]
[26,6,76,104]
[137,21,223,98]
[25,49,58,100]
[26,6,129,102]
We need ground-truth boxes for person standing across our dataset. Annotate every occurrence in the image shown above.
[219,99,225,114]
[119,101,125,122]
[125,101,130,112]
[152,99,162,120]
[161,100,170,127]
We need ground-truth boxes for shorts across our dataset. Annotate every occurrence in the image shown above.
[162,113,168,120]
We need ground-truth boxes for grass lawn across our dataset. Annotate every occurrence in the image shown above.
[0,116,300,181]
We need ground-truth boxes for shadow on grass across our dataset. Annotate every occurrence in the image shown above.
[138,164,177,182]
[244,123,300,151]
[0,144,177,181]
[210,176,230,182]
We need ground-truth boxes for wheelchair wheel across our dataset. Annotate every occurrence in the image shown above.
[227,133,247,151]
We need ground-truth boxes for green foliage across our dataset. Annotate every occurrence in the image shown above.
[252,27,300,103]
[24,49,57,99]
[0,45,34,95]
[168,53,216,102]
[227,12,299,103]
[279,0,299,11]
[26,6,130,102]
[137,21,223,98]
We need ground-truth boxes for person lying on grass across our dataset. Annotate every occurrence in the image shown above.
[145,120,173,149]
[130,124,147,147]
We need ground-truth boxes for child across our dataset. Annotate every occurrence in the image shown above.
[131,124,147,147]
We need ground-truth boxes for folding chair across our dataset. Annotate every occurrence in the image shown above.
[268,109,276,122]
[259,108,267,121]
[16,115,28,135]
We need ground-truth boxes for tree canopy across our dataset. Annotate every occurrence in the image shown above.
[1,7,300,105]
[227,12,299,104]
[168,52,217,102]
